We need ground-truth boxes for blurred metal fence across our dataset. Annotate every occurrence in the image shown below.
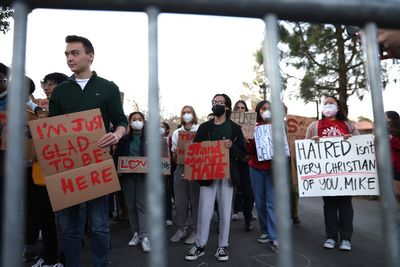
[2,0,400,266]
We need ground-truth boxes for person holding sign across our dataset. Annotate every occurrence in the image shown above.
[115,111,151,252]
[49,35,128,267]
[385,111,400,201]
[231,100,255,231]
[185,94,246,262]
[170,105,200,244]
[305,95,359,251]
[247,100,280,253]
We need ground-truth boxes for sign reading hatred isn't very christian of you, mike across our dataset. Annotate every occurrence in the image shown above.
[28,109,120,211]
[295,134,378,197]
[183,140,230,180]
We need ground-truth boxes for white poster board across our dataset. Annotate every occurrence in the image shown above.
[254,124,290,161]
[295,134,379,197]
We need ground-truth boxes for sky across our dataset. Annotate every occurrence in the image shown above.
[0,8,399,122]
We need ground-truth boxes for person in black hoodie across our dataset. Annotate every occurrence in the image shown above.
[185,94,246,262]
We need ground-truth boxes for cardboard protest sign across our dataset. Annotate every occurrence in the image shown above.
[183,140,230,180]
[177,131,196,164]
[117,156,171,175]
[287,115,316,185]
[45,159,120,211]
[295,134,379,197]
[230,111,257,139]
[254,124,290,161]
[29,109,120,211]
[162,137,170,158]
[33,98,49,110]
[28,109,111,176]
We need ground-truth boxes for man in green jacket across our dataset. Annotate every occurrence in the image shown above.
[49,35,127,267]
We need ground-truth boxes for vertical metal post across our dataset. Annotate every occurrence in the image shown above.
[362,23,400,267]
[1,1,29,267]
[264,14,293,267]
[146,6,166,267]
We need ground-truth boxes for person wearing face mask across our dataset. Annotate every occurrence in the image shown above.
[247,100,280,253]
[305,95,359,251]
[185,94,246,262]
[170,106,200,244]
[115,111,151,253]
[231,100,255,231]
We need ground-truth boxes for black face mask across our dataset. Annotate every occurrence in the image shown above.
[212,105,226,117]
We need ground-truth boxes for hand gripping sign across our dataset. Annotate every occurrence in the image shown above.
[28,109,120,211]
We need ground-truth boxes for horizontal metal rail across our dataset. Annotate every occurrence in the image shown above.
[4,0,400,28]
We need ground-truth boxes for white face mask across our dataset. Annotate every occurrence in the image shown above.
[182,113,193,123]
[131,120,144,130]
[322,103,338,118]
[262,110,272,121]
[160,127,165,135]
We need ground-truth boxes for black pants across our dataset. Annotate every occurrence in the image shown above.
[323,196,353,241]
[26,170,58,264]
[233,161,254,225]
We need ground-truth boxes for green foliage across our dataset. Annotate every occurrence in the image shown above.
[0,6,13,34]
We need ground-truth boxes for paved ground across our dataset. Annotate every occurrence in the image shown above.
[25,197,397,266]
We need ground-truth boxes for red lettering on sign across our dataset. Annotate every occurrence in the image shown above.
[61,177,75,194]
[77,136,89,152]
[71,115,104,133]
[82,153,91,166]
[76,175,88,191]
[90,171,101,186]
[93,149,102,163]
[102,167,113,183]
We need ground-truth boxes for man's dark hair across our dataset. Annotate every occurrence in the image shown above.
[0,63,10,77]
[26,76,35,95]
[41,72,69,86]
[212,93,232,118]
[65,35,94,54]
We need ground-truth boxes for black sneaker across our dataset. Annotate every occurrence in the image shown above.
[185,246,205,261]
[22,250,39,262]
[245,222,253,232]
[215,247,229,262]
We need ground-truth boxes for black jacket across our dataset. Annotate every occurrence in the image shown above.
[115,132,147,178]
[193,119,246,187]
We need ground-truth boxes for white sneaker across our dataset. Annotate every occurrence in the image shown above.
[339,240,352,251]
[257,234,270,243]
[170,228,187,242]
[323,239,336,249]
[141,237,151,252]
[166,220,173,226]
[232,213,240,221]
[184,231,197,244]
[128,232,140,246]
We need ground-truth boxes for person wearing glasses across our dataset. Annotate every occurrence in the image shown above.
[185,94,246,262]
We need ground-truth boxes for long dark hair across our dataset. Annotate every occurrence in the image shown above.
[386,111,400,137]
[212,93,232,118]
[128,111,146,141]
[321,95,348,121]
[255,100,271,123]
[233,100,249,112]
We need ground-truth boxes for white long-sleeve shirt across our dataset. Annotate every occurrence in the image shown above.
[171,123,199,152]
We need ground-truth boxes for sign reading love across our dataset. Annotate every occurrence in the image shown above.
[117,156,171,175]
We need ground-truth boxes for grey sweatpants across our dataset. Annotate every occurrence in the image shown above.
[196,179,233,248]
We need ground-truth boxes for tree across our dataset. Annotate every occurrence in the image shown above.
[252,22,390,117]
[0,7,13,34]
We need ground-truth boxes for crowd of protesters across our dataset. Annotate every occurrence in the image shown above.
[0,29,399,266]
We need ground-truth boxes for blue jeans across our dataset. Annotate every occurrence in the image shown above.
[249,167,277,241]
[58,196,109,267]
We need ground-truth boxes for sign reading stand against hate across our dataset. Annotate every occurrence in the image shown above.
[28,109,120,211]
[183,140,230,180]
[295,134,379,197]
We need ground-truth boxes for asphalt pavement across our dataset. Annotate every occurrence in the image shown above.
[25,196,396,267]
